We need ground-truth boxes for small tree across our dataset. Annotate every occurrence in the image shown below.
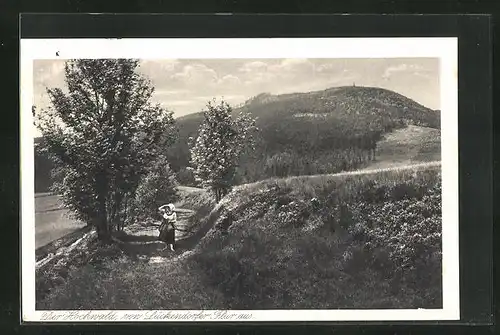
[190,99,257,202]
[132,154,179,223]
[36,59,177,242]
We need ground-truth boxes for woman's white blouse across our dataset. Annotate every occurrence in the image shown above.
[163,213,177,222]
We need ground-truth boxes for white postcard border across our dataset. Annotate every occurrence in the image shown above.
[20,37,459,322]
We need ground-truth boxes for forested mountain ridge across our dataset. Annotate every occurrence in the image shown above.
[168,86,440,184]
[34,86,440,191]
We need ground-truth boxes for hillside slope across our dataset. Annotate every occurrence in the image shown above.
[187,164,442,309]
[362,125,441,171]
[34,86,441,191]
[38,164,442,310]
[168,86,440,184]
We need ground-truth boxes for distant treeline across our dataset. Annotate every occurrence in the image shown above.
[34,139,55,193]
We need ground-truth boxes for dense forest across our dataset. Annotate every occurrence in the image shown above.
[34,138,56,193]
[35,86,440,191]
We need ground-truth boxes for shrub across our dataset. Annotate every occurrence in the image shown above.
[347,181,441,271]
[276,200,310,227]
[176,167,197,186]
[130,155,179,222]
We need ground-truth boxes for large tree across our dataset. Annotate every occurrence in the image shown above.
[36,59,177,242]
[190,99,257,202]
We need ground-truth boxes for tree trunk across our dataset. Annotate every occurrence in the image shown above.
[95,172,111,243]
[96,215,112,243]
[110,190,123,232]
[214,188,222,203]
[121,194,128,231]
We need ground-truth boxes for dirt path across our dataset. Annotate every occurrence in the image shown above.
[326,160,441,177]
[36,161,441,271]
[112,204,214,265]
[116,161,441,266]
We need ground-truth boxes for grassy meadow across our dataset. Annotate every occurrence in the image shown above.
[365,125,441,170]
[37,165,442,310]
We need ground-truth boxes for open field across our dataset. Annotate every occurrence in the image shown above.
[35,193,86,249]
[363,125,441,170]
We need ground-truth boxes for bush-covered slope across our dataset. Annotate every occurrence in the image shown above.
[37,165,442,310]
[188,165,442,309]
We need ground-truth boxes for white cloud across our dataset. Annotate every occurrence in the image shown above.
[238,61,269,73]
[315,62,349,74]
[238,58,316,88]
[271,58,313,73]
[33,60,67,113]
[165,100,193,106]
[243,71,277,86]
[33,61,66,93]
[217,74,241,86]
[30,58,439,118]
[382,63,425,80]
[316,63,335,73]
[139,59,179,79]
[412,71,433,79]
[34,61,65,85]
[195,94,246,102]
[171,63,218,85]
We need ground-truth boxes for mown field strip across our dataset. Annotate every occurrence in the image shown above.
[236,161,441,191]
[322,160,441,178]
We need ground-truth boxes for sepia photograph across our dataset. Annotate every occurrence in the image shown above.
[21,38,459,322]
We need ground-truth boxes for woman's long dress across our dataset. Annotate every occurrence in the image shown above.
[159,214,176,244]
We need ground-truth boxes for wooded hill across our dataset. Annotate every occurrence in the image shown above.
[167,86,440,185]
[35,86,440,192]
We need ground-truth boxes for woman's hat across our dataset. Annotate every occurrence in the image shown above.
[159,203,175,212]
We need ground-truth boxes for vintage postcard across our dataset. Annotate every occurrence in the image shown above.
[20,37,458,322]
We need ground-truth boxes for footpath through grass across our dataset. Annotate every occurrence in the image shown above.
[37,165,442,310]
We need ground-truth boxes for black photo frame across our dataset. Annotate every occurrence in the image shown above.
[2,11,494,335]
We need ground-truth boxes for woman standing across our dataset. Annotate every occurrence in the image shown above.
[158,203,177,251]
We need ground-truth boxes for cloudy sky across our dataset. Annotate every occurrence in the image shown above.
[33,58,439,121]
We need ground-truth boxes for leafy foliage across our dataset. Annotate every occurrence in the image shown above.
[36,59,178,241]
[131,155,179,222]
[345,181,442,279]
[190,99,257,202]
